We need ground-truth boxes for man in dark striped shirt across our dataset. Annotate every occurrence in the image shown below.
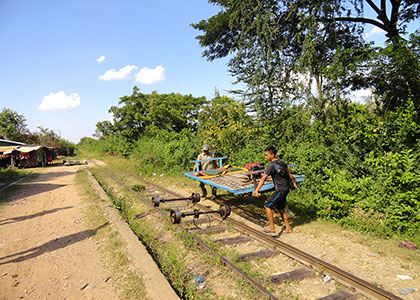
[253,146,296,234]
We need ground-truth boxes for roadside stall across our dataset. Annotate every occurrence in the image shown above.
[0,145,56,169]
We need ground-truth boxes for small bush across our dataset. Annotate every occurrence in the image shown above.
[0,167,25,181]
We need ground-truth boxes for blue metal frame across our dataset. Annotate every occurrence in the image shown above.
[184,157,305,195]
[190,156,228,172]
[184,172,305,195]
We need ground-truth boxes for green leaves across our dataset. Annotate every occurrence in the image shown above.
[107,87,207,142]
[0,108,28,141]
[198,96,254,157]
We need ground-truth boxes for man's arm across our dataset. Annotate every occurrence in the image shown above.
[210,152,216,169]
[193,154,202,171]
[286,167,297,189]
[253,174,268,197]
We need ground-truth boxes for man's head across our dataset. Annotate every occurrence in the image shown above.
[264,146,277,161]
[202,144,209,154]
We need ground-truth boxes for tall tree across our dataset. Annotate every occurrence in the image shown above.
[94,120,115,138]
[0,108,29,141]
[107,87,207,142]
[192,0,419,119]
[368,32,420,115]
[198,96,253,156]
[322,0,420,39]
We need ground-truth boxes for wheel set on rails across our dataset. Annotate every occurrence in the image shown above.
[95,168,405,300]
[151,192,231,225]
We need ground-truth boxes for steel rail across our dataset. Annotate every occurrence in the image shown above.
[227,219,402,300]
[94,170,279,300]
[132,173,403,300]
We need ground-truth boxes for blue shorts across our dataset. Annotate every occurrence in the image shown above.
[264,190,288,210]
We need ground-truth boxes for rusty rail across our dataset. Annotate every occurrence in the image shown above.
[132,173,403,300]
[96,170,279,300]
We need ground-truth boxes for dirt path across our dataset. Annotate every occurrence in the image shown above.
[0,165,117,299]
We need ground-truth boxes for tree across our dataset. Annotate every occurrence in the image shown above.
[192,1,420,119]
[368,32,420,115]
[35,126,75,156]
[322,0,420,39]
[0,108,29,141]
[108,87,207,142]
[94,120,115,138]
[192,1,367,119]
[198,96,254,156]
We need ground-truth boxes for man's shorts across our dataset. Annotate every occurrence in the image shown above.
[264,189,289,210]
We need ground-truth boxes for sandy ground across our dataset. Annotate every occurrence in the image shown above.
[0,164,117,300]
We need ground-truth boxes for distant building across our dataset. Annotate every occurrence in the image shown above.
[0,139,55,169]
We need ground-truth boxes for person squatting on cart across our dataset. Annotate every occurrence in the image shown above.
[193,144,217,199]
[253,146,297,234]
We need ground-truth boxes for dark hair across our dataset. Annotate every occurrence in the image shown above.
[265,146,277,156]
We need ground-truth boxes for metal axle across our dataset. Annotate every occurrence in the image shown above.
[152,193,201,207]
[170,204,231,224]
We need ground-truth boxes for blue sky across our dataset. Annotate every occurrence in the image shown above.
[0,1,234,142]
[0,1,417,143]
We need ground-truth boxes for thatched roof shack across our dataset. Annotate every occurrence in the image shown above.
[0,142,55,169]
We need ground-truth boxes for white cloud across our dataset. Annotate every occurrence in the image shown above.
[38,91,80,112]
[96,55,106,63]
[355,88,373,98]
[98,65,138,81]
[135,66,165,84]
[352,88,374,103]
[364,26,385,39]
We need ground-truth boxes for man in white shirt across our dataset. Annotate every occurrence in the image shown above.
[194,144,217,199]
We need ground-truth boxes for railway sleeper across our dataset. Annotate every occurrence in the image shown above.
[236,249,279,262]
[214,235,252,245]
[184,218,211,225]
[316,290,358,300]
[263,268,315,284]
[188,226,227,234]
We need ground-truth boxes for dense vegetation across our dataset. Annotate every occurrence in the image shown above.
[79,88,420,239]
[78,1,419,240]
[0,108,76,156]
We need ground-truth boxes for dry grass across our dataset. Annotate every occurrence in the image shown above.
[75,169,147,300]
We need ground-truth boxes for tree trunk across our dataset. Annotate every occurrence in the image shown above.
[315,73,327,123]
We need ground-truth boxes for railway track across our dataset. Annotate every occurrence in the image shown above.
[91,167,403,300]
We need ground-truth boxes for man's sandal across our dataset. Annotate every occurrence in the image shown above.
[263,227,275,233]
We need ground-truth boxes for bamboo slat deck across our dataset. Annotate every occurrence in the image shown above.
[184,171,304,195]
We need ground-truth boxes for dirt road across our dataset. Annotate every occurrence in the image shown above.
[0,165,117,299]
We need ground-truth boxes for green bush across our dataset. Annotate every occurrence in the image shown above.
[78,92,420,239]
[130,129,199,174]
[312,150,420,236]
[361,150,420,235]
[0,167,25,181]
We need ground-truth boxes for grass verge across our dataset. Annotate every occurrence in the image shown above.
[89,165,267,299]
[0,170,37,206]
[78,152,420,297]
[75,168,147,300]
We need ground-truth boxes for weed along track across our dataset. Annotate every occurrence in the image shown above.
[89,166,403,300]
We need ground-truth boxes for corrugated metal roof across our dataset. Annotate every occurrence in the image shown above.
[0,139,27,146]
